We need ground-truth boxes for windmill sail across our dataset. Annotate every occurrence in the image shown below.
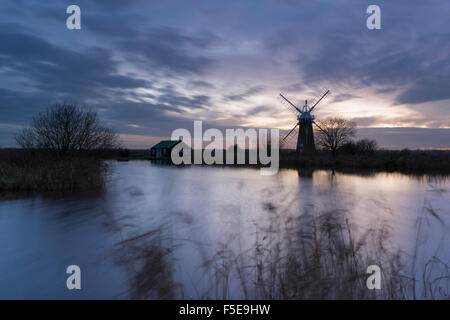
[280,125,298,149]
[279,93,302,114]
[308,90,330,113]
[308,88,330,110]
[283,123,299,141]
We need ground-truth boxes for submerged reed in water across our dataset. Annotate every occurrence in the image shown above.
[113,196,449,299]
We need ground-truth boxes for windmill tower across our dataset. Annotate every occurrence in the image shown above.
[279,89,330,154]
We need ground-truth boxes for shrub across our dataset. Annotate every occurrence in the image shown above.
[340,139,378,155]
[0,149,107,192]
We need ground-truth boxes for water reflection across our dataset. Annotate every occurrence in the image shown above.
[0,162,449,299]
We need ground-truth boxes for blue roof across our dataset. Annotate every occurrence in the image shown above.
[151,140,181,149]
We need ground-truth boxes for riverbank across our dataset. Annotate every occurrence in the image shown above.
[2,148,449,192]
[113,149,450,173]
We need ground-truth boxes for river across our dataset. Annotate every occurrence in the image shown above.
[0,161,449,299]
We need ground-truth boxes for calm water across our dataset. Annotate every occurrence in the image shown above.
[0,161,449,299]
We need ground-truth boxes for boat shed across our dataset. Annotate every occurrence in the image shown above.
[150,140,182,159]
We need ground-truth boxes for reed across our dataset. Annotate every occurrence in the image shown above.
[0,149,107,192]
[113,203,449,299]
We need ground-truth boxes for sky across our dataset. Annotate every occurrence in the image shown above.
[0,0,449,149]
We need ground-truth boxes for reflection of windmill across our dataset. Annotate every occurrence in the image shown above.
[279,89,330,154]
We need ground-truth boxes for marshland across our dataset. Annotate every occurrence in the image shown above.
[0,162,448,299]
[1,0,450,304]
[0,106,449,300]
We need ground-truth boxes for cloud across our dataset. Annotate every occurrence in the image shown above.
[351,117,379,127]
[188,80,216,89]
[224,86,266,101]
[0,1,449,149]
[117,27,217,75]
[331,93,360,103]
[156,85,212,110]
[396,73,450,104]
[288,3,450,106]
[0,27,150,99]
[248,105,272,115]
[0,88,51,125]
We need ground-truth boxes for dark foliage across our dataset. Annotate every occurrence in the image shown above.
[278,149,450,172]
[0,149,107,192]
[340,139,378,155]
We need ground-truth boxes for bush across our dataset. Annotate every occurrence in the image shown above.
[340,139,378,155]
[0,149,107,192]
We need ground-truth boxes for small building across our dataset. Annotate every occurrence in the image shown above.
[150,140,183,159]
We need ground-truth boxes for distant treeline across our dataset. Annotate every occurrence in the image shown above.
[278,149,450,172]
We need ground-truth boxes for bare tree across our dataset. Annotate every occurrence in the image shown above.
[15,103,120,156]
[315,117,356,156]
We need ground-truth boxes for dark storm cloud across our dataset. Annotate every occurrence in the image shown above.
[0,26,214,138]
[288,1,450,106]
[296,37,450,106]
[0,27,149,98]
[297,36,416,92]
[299,39,450,105]
[0,0,449,148]
[396,72,450,104]
[83,13,142,38]
[118,27,217,75]
[92,0,146,10]
[0,27,215,134]
[0,88,51,125]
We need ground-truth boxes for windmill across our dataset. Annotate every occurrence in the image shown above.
[279,89,330,154]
